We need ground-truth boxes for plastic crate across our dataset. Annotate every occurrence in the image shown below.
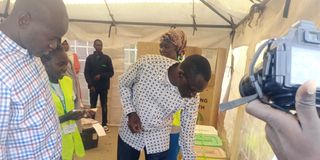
[80,127,99,150]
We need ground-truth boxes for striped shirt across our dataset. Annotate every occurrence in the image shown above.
[119,55,199,159]
[0,31,62,159]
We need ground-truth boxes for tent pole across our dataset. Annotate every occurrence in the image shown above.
[69,19,232,29]
[235,0,271,29]
[0,0,10,18]
[199,0,234,27]
[283,0,291,18]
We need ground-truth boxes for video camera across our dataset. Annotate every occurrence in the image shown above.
[220,20,320,112]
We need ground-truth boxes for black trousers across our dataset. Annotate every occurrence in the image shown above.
[117,135,169,160]
[90,89,108,126]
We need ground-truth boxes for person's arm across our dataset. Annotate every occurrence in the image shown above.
[246,80,320,160]
[179,95,200,159]
[59,110,84,123]
[84,56,93,89]
[119,58,145,133]
[101,55,114,79]
[0,80,11,159]
[73,53,81,74]
[119,58,144,117]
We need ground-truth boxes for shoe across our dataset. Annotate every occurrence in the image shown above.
[103,126,110,133]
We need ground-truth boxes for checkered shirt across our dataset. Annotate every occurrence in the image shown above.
[0,31,62,159]
[119,55,199,160]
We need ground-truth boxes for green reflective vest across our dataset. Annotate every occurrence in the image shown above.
[51,76,85,160]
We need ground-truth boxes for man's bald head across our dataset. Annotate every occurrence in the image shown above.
[1,0,69,57]
[12,0,68,27]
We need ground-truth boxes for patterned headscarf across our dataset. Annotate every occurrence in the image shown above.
[160,28,187,56]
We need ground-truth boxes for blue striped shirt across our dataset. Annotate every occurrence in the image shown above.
[0,31,62,159]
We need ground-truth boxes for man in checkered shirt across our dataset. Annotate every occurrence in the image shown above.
[0,0,68,159]
[118,54,211,160]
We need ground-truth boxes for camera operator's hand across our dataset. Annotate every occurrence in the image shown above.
[127,112,143,133]
[246,80,320,160]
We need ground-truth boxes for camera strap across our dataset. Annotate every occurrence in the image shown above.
[219,93,258,112]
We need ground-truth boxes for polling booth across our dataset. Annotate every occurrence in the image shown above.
[1,0,320,159]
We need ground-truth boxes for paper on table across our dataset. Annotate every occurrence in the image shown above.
[81,118,99,125]
[92,123,106,136]
[73,108,97,112]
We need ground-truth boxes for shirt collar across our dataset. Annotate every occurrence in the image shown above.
[94,51,103,55]
[160,62,179,86]
[0,30,29,56]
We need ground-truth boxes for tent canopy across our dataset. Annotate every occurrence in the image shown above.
[1,0,256,28]
[64,0,253,27]
[0,0,264,49]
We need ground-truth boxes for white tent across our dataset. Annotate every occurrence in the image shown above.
[1,0,255,48]
[61,0,249,51]
[1,0,319,159]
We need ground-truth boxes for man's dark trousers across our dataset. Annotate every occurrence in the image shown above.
[117,135,169,160]
[90,89,108,126]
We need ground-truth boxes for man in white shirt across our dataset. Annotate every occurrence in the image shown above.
[118,54,211,160]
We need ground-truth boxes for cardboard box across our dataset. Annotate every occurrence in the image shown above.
[198,88,215,125]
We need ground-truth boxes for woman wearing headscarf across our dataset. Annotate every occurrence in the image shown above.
[160,28,187,62]
[159,28,187,160]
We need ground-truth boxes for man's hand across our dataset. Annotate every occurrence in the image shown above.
[83,109,96,118]
[94,74,101,81]
[246,80,320,160]
[127,112,143,133]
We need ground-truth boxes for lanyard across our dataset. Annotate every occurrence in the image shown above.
[50,83,68,114]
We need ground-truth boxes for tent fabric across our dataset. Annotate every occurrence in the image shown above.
[219,0,320,159]
[62,0,252,49]
[65,22,231,49]
[1,0,253,26]
[233,0,320,47]
[64,0,252,25]
[218,47,275,159]
[0,0,257,50]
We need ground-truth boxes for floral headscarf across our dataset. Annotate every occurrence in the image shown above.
[160,28,187,56]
